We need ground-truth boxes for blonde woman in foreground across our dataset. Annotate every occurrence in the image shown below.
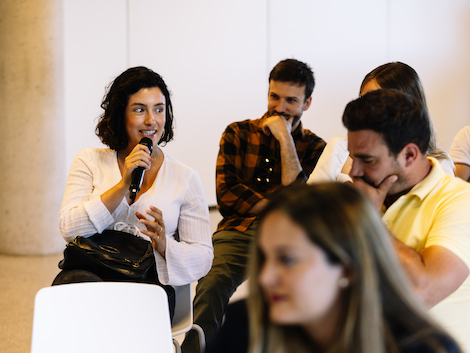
[207,183,460,353]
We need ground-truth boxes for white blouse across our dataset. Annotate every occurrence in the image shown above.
[450,126,470,165]
[59,148,213,286]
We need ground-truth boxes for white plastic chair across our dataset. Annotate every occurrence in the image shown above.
[31,282,173,353]
[171,283,205,353]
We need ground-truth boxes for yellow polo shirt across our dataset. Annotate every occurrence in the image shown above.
[383,157,470,352]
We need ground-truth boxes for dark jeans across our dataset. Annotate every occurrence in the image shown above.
[52,262,175,321]
[181,221,258,353]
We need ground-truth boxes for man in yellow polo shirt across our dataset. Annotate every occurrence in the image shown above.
[343,89,470,352]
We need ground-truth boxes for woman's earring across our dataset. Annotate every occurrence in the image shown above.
[338,277,349,288]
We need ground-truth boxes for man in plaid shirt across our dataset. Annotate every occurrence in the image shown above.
[182,59,326,352]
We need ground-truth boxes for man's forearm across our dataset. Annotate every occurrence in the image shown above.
[279,137,302,185]
[391,234,468,308]
[455,163,470,182]
[392,235,426,285]
[248,198,269,216]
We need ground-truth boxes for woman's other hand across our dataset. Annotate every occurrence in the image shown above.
[136,206,166,258]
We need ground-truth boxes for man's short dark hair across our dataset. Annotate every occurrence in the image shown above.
[269,59,315,99]
[342,89,430,156]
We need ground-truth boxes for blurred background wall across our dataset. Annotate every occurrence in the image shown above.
[1,0,470,255]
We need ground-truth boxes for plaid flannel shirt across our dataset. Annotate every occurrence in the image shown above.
[216,114,326,233]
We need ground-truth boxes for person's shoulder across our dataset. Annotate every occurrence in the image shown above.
[393,323,461,353]
[451,126,470,149]
[440,171,470,193]
[225,117,263,133]
[400,333,461,353]
[456,125,470,139]
[75,147,114,162]
[302,127,323,138]
[163,152,192,172]
[422,159,469,193]
[300,127,326,146]
[162,151,200,181]
[420,173,470,213]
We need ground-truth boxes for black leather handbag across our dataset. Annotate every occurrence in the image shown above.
[58,230,155,280]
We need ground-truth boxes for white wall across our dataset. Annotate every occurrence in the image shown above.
[63,0,470,206]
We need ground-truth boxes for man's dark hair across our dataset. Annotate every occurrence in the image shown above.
[342,89,430,156]
[269,59,315,99]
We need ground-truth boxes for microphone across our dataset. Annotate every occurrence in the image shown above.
[129,137,153,200]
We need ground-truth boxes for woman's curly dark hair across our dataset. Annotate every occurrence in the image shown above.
[95,66,174,150]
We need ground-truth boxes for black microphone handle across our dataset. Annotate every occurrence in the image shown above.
[129,137,154,200]
[129,167,145,200]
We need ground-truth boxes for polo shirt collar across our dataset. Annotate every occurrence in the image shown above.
[406,157,445,201]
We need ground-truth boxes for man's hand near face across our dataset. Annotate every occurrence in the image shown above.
[262,114,293,143]
[351,174,398,210]
[261,113,303,186]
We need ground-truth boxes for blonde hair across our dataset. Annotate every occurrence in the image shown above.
[247,183,457,353]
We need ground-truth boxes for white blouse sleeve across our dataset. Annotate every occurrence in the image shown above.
[155,170,214,286]
[450,126,470,166]
[307,136,351,184]
[59,149,116,242]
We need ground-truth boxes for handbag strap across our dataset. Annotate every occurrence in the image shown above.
[126,243,154,268]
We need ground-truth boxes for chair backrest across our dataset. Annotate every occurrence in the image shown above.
[171,283,193,336]
[31,282,173,353]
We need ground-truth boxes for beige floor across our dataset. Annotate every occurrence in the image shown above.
[0,253,63,353]
[0,209,249,353]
